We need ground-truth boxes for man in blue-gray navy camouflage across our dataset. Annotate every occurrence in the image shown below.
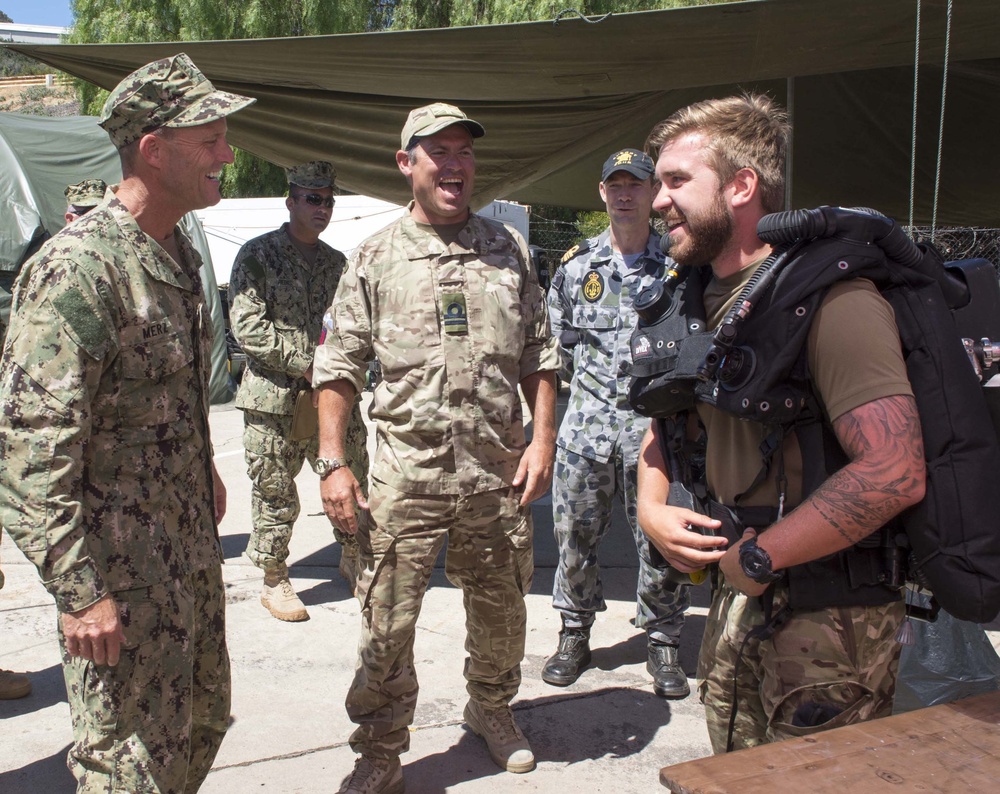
[543,148,691,698]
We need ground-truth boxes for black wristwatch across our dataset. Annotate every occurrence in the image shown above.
[313,457,346,479]
[739,536,781,584]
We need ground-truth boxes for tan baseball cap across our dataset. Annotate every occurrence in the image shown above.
[99,53,256,150]
[400,102,485,150]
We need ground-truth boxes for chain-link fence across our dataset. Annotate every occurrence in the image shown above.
[912,227,1000,273]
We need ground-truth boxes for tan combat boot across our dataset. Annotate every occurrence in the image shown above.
[0,668,32,700]
[464,700,535,774]
[337,755,404,794]
[261,565,309,622]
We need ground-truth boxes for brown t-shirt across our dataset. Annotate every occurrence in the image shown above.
[696,263,913,508]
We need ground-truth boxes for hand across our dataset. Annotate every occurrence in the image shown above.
[212,463,227,524]
[513,439,554,506]
[320,467,368,535]
[638,502,727,572]
[61,595,126,667]
[719,528,769,597]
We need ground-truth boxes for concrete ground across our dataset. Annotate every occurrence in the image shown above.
[0,391,714,793]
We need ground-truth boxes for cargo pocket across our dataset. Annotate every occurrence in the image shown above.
[769,680,874,739]
[501,494,534,596]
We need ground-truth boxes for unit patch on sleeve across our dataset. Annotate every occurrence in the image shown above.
[582,271,605,303]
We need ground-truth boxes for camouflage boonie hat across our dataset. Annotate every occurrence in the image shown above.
[64,178,108,208]
[401,102,485,150]
[285,161,336,189]
[602,148,655,181]
[99,52,256,150]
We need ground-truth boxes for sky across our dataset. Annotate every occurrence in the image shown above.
[1,0,73,28]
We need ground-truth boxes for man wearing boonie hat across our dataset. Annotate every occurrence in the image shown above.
[0,53,253,793]
[314,103,559,792]
[64,178,109,224]
[542,148,692,700]
[228,161,369,619]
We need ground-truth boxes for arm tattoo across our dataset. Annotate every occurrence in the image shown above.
[811,395,925,544]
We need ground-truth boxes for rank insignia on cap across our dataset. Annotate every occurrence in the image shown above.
[583,271,605,302]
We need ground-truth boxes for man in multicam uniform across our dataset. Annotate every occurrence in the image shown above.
[636,95,925,752]
[228,161,368,621]
[543,148,691,699]
[0,53,254,790]
[314,102,559,794]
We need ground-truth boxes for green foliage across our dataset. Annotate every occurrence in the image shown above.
[0,43,50,78]
[220,149,288,199]
[576,210,610,240]
[0,9,11,22]
[391,0,739,29]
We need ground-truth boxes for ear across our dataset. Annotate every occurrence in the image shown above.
[285,195,295,212]
[396,149,412,179]
[64,211,76,225]
[598,180,608,206]
[137,132,164,169]
[729,167,759,209]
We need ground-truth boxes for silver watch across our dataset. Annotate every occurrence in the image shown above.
[313,457,346,479]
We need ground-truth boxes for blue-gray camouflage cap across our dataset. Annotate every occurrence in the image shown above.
[99,53,256,150]
[64,178,108,208]
[285,161,336,189]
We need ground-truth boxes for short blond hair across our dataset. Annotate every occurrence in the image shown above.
[646,94,790,214]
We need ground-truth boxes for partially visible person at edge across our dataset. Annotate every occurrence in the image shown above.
[313,102,559,793]
[228,160,368,622]
[635,94,926,753]
[0,53,254,790]
[542,148,690,698]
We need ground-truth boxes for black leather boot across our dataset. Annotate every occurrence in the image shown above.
[647,642,690,699]
[541,627,592,686]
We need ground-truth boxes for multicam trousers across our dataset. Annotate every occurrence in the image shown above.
[552,446,688,643]
[347,483,533,759]
[62,567,230,793]
[698,580,905,754]
[242,407,368,569]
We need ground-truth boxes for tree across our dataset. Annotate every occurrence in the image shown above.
[68,0,387,196]
[0,9,12,22]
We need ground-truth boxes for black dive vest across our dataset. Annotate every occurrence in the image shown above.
[631,238,905,611]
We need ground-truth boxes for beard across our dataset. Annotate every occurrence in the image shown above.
[664,189,733,267]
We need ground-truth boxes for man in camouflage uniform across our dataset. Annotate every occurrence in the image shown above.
[0,53,253,790]
[229,161,368,621]
[64,178,109,224]
[314,102,559,793]
[637,95,924,752]
[543,148,691,698]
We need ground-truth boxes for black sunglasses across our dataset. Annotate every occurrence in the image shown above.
[292,193,335,208]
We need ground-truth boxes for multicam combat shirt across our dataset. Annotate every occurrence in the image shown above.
[229,224,347,415]
[548,226,667,462]
[313,208,559,495]
[0,194,221,614]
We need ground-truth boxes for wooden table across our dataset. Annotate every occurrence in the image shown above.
[660,691,1000,793]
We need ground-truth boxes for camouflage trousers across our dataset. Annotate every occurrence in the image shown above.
[552,446,688,643]
[347,483,533,759]
[242,408,368,569]
[698,580,905,754]
[62,566,231,793]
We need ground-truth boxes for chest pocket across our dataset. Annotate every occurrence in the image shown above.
[120,331,194,381]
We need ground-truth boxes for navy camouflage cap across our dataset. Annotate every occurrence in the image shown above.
[401,102,485,150]
[602,148,655,181]
[64,178,108,208]
[99,53,256,150]
[285,161,336,189]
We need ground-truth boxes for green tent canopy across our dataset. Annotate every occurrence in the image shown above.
[0,111,234,402]
[8,0,1000,225]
